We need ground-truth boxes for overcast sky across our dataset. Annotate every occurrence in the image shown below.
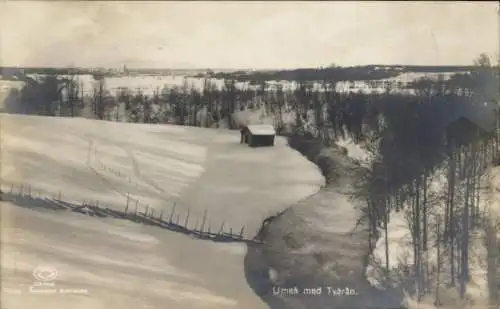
[1,1,498,69]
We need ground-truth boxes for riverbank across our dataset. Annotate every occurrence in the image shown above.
[244,135,406,309]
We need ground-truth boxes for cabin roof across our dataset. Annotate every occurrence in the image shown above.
[242,124,276,136]
[443,101,497,133]
[447,117,486,132]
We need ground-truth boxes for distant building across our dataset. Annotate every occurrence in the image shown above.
[444,102,497,145]
[446,117,488,145]
[240,124,276,147]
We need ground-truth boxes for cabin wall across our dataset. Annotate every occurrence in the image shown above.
[249,135,275,147]
[241,126,276,147]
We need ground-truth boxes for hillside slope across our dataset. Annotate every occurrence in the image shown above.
[0,114,324,309]
[1,114,323,236]
[1,201,264,309]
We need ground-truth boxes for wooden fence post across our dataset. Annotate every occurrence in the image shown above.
[134,199,139,215]
[200,209,208,233]
[125,193,130,213]
[169,202,177,223]
[184,208,190,228]
[239,225,245,239]
[142,204,149,224]
[218,221,225,235]
[10,184,13,194]
[159,209,164,221]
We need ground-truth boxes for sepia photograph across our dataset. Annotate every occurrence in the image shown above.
[0,1,499,309]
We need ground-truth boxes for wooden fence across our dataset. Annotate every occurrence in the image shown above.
[1,182,260,245]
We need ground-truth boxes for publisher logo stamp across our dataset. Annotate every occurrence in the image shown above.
[33,265,58,282]
[29,264,88,295]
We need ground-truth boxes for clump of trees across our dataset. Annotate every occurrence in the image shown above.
[3,75,84,116]
[359,54,499,306]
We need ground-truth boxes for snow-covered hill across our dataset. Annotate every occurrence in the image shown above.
[0,114,324,309]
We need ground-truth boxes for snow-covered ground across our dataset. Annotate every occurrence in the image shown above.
[0,113,324,308]
[0,79,24,110]
[1,114,323,237]
[1,201,263,309]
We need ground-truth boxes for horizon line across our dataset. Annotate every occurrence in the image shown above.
[0,64,491,71]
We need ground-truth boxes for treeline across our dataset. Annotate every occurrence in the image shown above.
[202,66,402,82]
[201,65,489,83]
[1,67,89,76]
[4,67,497,135]
[2,64,479,83]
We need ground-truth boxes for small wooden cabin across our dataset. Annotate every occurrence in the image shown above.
[443,100,497,145]
[446,117,487,146]
[240,124,276,147]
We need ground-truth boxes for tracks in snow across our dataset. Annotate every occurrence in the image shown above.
[71,128,170,200]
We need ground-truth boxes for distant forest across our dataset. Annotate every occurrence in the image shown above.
[199,65,490,83]
[0,64,494,82]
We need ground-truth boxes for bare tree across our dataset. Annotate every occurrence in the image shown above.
[91,78,106,120]
[62,75,82,117]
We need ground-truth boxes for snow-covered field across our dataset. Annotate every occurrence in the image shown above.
[0,80,24,92]
[1,201,265,309]
[20,70,456,97]
[0,114,324,309]
[0,79,24,109]
[1,114,323,236]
